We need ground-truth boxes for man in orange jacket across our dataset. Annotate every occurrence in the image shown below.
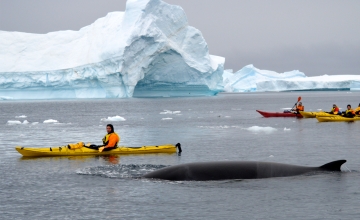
[292,102,304,113]
[86,124,120,152]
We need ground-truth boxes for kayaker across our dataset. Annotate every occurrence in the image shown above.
[329,104,340,115]
[342,105,355,118]
[292,102,304,113]
[354,103,360,115]
[86,124,120,152]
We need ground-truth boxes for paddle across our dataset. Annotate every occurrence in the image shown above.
[292,96,302,110]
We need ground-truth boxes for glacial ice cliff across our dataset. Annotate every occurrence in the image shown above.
[257,75,360,91]
[222,65,306,92]
[0,0,224,99]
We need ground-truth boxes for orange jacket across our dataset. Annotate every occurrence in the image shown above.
[297,105,304,111]
[102,133,120,148]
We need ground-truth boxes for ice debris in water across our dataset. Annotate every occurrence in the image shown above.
[161,118,173,120]
[43,119,59,124]
[245,126,277,133]
[7,120,22,125]
[7,120,29,125]
[269,155,274,158]
[160,110,181,115]
[100,116,126,122]
[32,122,39,125]
[15,115,27,118]
[284,127,291,131]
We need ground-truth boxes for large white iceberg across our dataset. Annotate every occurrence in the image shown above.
[257,75,360,92]
[0,0,224,99]
[222,64,306,92]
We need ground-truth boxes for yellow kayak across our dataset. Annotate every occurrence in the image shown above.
[15,144,180,157]
[316,116,360,122]
[300,111,338,118]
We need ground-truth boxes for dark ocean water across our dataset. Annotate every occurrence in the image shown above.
[1,91,360,219]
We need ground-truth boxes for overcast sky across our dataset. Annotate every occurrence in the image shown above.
[1,0,359,76]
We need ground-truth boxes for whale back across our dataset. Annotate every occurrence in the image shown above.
[143,160,346,181]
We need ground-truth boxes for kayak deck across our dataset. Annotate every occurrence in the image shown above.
[316,116,360,122]
[15,144,178,157]
[300,111,340,118]
[256,110,302,118]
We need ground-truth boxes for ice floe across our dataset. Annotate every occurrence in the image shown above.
[245,126,277,133]
[43,119,59,124]
[160,110,181,115]
[100,116,126,122]
[15,115,27,118]
[161,118,173,120]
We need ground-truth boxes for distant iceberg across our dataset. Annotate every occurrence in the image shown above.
[0,0,224,99]
[223,65,306,92]
[257,75,360,92]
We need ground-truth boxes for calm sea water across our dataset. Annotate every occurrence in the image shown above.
[1,92,360,219]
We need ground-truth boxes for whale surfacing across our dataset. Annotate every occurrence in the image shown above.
[143,160,346,181]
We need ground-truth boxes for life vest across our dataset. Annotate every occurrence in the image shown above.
[297,105,304,111]
[345,109,355,115]
[102,132,120,147]
[354,107,360,114]
[331,107,339,114]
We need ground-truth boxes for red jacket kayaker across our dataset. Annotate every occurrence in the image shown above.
[330,104,340,115]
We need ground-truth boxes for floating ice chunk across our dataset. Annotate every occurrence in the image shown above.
[100,116,126,122]
[160,110,181,115]
[32,122,39,125]
[7,120,22,125]
[22,120,29,124]
[245,126,277,133]
[43,119,59,124]
[269,155,274,158]
[161,118,173,120]
[15,115,27,118]
[284,127,291,131]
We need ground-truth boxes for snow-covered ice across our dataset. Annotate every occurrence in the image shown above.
[245,126,277,133]
[0,0,224,99]
[43,119,59,124]
[100,116,126,122]
[15,115,27,118]
[160,110,181,115]
[7,120,22,125]
[257,75,360,92]
[223,65,305,92]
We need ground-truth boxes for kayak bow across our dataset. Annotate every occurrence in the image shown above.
[256,110,303,118]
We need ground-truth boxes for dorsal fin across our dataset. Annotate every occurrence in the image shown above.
[319,160,346,171]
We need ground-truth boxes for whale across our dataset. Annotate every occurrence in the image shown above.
[143,160,346,181]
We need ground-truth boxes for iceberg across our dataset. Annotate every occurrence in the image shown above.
[257,75,360,92]
[0,0,224,99]
[223,65,306,92]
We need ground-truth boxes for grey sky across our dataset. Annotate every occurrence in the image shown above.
[1,0,359,76]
